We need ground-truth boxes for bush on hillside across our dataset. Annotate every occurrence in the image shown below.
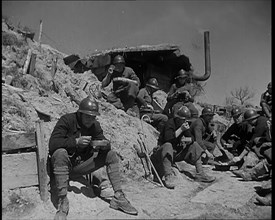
[2,32,24,47]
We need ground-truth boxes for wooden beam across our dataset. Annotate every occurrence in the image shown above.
[36,121,49,202]
[2,132,36,152]
[2,152,38,190]
[23,49,32,75]
[29,53,37,75]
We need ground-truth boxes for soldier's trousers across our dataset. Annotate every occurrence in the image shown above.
[51,148,122,197]
[151,141,204,178]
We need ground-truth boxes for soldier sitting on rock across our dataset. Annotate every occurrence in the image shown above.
[219,107,253,162]
[49,96,138,220]
[230,109,272,182]
[101,55,140,116]
[136,77,168,132]
[163,69,199,120]
[189,107,217,164]
[150,104,216,189]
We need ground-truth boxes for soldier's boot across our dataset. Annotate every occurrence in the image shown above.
[99,180,114,199]
[194,172,216,183]
[54,196,69,220]
[163,173,176,189]
[256,193,272,206]
[106,155,138,215]
[110,190,138,215]
[232,167,250,177]
[194,157,216,183]
[239,159,270,181]
[53,167,69,220]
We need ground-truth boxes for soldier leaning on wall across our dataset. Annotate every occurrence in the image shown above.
[101,55,140,116]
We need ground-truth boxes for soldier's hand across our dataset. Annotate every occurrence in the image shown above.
[147,104,154,110]
[76,136,92,149]
[180,121,190,131]
[108,65,115,75]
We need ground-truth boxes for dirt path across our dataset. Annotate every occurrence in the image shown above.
[2,164,271,220]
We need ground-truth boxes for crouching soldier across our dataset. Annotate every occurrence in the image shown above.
[231,109,272,181]
[189,107,216,164]
[49,97,138,220]
[220,107,252,157]
[150,104,216,189]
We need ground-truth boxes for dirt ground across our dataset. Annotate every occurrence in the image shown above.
[2,162,271,220]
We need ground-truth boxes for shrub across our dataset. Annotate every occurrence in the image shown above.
[2,32,24,47]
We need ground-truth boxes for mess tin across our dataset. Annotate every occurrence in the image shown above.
[90,140,110,150]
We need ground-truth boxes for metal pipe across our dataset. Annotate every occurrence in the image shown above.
[190,31,211,81]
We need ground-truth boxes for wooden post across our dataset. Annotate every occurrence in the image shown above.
[51,55,58,79]
[22,49,32,75]
[29,53,37,76]
[38,19,43,50]
[36,120,49,202]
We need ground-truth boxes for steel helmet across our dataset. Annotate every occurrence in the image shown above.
[113,55,125,64]
[267,82,271,89]
[175,69,189,79]
[78,97,100,116]
[243,109,259,121]
[173,105,191,119]
[231,107,242,118]
[201,107,215,116]
[146,78,159,90]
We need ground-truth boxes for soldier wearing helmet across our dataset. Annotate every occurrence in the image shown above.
[231,108,271,182]
[49,97,138,219]
[163,69,199,119]
[260,82,272,119]
[150,104,215,189]
[219,107,252,158]
[101,55,140,113]
[136,78,168,132]
[189,107,218,164]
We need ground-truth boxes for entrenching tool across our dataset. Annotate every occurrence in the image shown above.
[133,143,151,178]
[137,119,164,187]
[135,139,164,187]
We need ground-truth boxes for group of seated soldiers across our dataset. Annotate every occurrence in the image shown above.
[102,55,272,206]
[48,55,271,220]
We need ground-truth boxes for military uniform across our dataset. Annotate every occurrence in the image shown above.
[49,112,122,197]
[136,87,168,131]
[151,118,204,179]
[106,66,140,111]
[221,121,252,155]
[189,117,216,154]
[260,89,272,118]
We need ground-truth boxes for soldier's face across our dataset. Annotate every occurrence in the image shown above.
[233,114,243,124]
[178,77,186,85]
[247,118,257,126]
[81,114,96,128]
[114,63,125,72]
